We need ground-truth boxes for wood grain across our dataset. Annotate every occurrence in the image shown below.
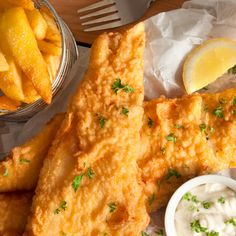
[49,0,186,45]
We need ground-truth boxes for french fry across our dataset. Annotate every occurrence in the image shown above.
[43,54,61,82]
[22,74,40,104]
[38,40,62,56]
[0,7,52,103]
[26,9,48,40]
[0,50,9,72]
[41,10,61,43]
[7,0,34,10]
[0,59,24,101]
[0,95,21,111]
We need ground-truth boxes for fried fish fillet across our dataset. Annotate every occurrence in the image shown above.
[24,23,149,236]
[0,191,33,236]
[0,114,64,192]
[139,89,236,212]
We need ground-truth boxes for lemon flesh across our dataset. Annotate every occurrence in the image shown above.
[183,38,236,94]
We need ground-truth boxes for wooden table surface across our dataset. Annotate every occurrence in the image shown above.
[49,0,186,45]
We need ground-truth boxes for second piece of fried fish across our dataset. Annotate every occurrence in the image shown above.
[24,23,149,236]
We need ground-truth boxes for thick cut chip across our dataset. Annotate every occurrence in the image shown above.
[0,114,64,192]
[0,59,24,101]
[0,192,33,236]
[0,7,52,103]
[24,23,149,236]
[0,95,20,111]
[37,40,62,56]
[0,50,9,72]
[43,54,61,82]
[7,0,34,10]
[26,9,48,40]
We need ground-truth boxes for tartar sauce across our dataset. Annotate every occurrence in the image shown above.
[175,183,236,236]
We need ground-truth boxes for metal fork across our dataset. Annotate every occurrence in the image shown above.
[78,0,155,32]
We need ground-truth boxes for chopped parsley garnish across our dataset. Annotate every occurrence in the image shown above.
[121,107,129,116]
[199,123,207,133]
[232,109,236,115]
[148,117,154,127]
[87,167,95,179]
[204,106,209,112]
[160,147,166,155]
[97,114,107,128]
[225,218,236,226]
[218,196,225,204]
[165,133,177,143]
[189,205,199,212]
[72,174,84,192]
[182,192,199,203]
[219,98,227,105]
[212,106,224,118]
[166,169,181,180]
[190,219,207,233]
[54,201,67,214]
[208,126,215,133]
[141,231,149,236]
[108,202,117,213]
[148,193,156,206]
[191,195,200,203]
[3,168,8,177]
[233,97,236,105]
[111,78,135,94]
[228,64,236,74]
[155,229,165,235]
[206,231,219,236]
[19,158,30,164]
[202,201,213,209]
[175,124,184,129]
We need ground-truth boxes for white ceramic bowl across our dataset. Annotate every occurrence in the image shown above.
[164,175,236,236]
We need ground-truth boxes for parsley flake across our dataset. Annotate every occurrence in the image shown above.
[204,106,209,112]
[233,97,236,105]
[199,123,207,133]
[141,231,149,236]
[202,201,213,209]
[165,133,177,143]
[218,196,225,204]
[219,98,227,105]
[225,218,236,226]
[148,117,154,127]
[108,202,117,213]
[175,124,184,129]
[190,219,207,233]
[166,169,181,180]
[182,192,192,201]
[97,114,107,128]
[228,64,236,74]
[208,126,215,133]
[121,107,129,116]
[148,193,156,206]
[206,231,219,236]
[233,110,236,115]
[54,201,67,214]
[72,174,84,192]
[111,78,135,94]
[87,167,95,179]
[212,106,224,118]
[155,229,165,235]
[3,168,8,177]
[19,158,30,164]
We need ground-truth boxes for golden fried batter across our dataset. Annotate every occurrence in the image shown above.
[139,89,236,212]
[0,191,33,236]
[0,114,64,192]
[24,23,149,236]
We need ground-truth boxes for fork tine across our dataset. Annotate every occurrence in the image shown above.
[84,21,122,32]
[81,13,120,26]
[77,0,115,13]
[79,5,118,20]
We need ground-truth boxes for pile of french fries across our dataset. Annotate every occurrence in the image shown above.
[0,0,62,111]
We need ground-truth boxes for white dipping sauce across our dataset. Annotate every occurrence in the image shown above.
[175,183,236,236]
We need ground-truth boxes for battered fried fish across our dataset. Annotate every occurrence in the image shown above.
[139,89,236,212]
[0,114,64,192]
[0,191,33,236]
[24,23,149,236]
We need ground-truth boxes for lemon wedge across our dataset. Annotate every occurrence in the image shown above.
[183,38,236,94]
